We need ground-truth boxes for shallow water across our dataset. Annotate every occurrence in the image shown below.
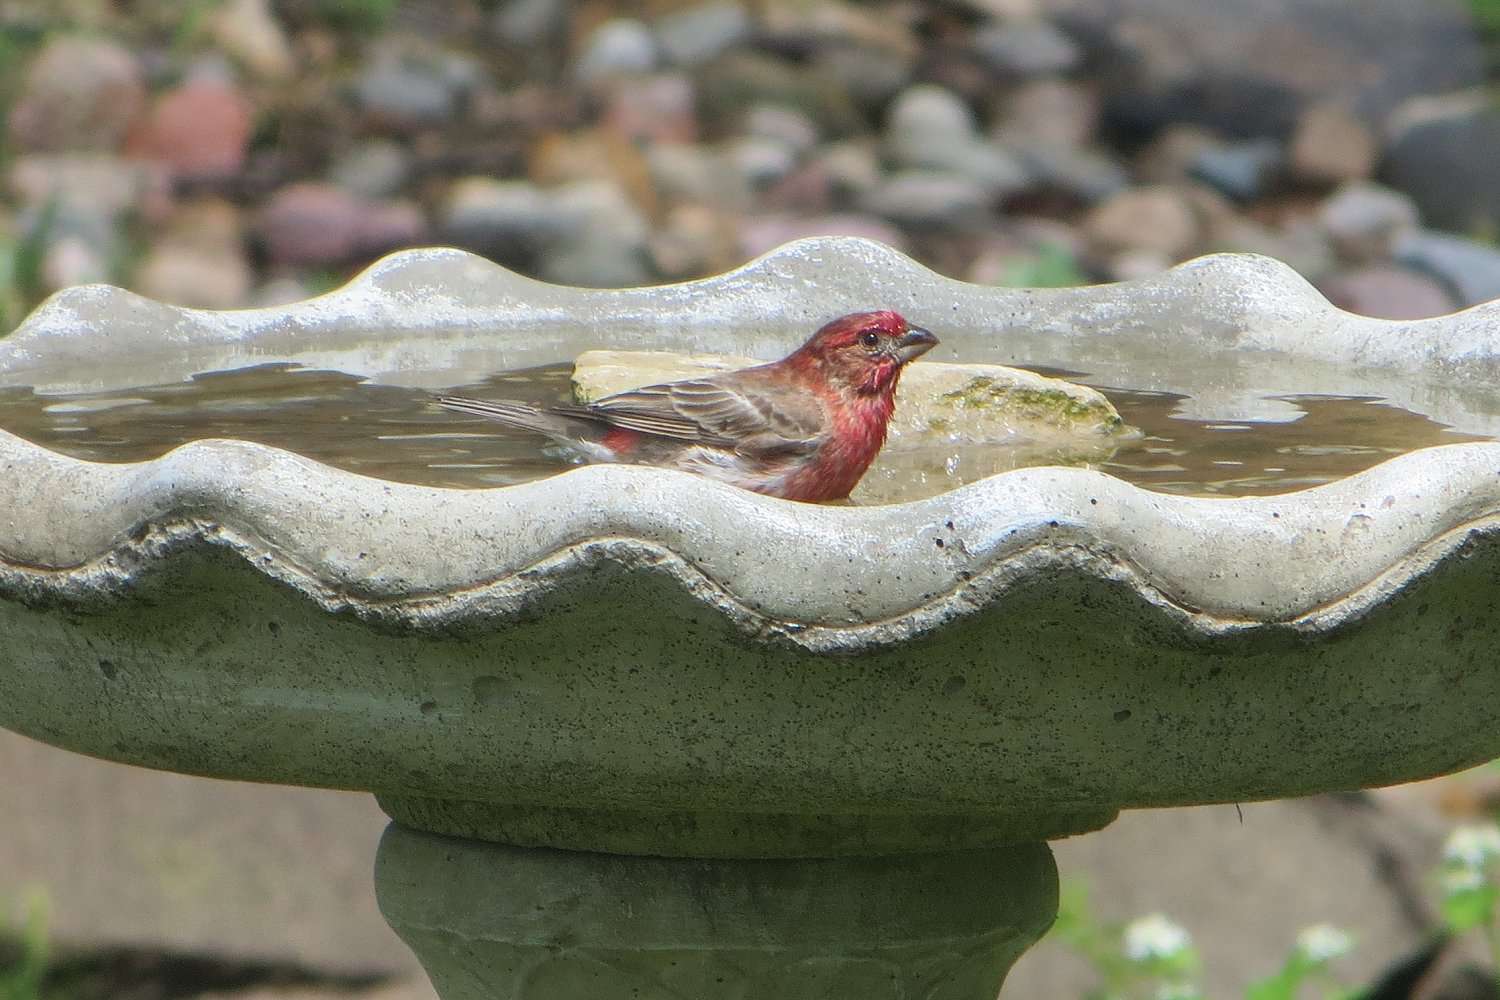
[0,362,1482,500]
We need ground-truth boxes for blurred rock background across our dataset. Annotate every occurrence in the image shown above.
[4,0,1500,333]
[5,0,1500,998]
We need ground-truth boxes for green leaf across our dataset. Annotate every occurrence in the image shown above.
[1441,883,1499,933]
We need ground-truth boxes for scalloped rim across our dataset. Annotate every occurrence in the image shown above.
[4,428,1500,650]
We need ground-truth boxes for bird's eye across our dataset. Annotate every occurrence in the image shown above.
[859,331,880,348]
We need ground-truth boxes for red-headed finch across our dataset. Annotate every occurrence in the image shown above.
[437,310,938,502]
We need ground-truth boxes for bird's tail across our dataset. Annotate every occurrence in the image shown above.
[434,395,592,440]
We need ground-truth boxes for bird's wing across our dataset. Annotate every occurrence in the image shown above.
[583,374,826,454]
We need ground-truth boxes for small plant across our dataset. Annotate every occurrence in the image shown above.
[999,244,1088,289]
[0,889,50,1000]
[1438,822,1500,995]
[1051,881,1357,1000]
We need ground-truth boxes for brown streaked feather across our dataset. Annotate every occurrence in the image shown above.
[592,373,825,455]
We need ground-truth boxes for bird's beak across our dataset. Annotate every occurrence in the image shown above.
[894,326,939,362]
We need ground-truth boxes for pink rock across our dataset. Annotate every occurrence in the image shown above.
[600,74,698,144]
[354,199,429,257]
[128,80,254,181]
[257,183,364,265]
[1320,265,1456,320]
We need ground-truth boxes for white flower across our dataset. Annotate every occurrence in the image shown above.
[1124,913,1191,962]
[1155,983,1199,1000]
[1296,924,1352,963]
[1444,824,1500,869]
[1443,865,1489,895]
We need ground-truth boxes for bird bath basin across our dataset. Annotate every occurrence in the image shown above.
[4,237,1500,998]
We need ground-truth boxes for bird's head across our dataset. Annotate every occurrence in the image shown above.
[789,310,939,396]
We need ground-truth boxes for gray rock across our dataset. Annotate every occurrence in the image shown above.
[1381,90,1500,236]
[743,104,820,158]
[814,141,883,203]
[542,181,652,287]
[1133,124,1225,185]
[1319,265,1456,320]
[859,170,993,228]
[491,0,566,47]
[722,136,798,190]
[817,42,916,110]
[9,154,166,221]
[886,85,1028,196]
[1042,0,1483,138]
[136,199,253,310]
[738,213,909,259]
[574,19,658,83]
[8,36,146,153]
[600,73,698,144]
[354,59,456,129]
[1188,138,1283,202]
[1393,229,1500,308]
[654,1,753,67]
[1016,144,1128,203]
[329,140,412,200]
[438,177,565,260]
[1288,102,1376,184]
[1319,181,1421,263]
[972,17,1081,77]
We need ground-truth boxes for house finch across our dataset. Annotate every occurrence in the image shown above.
[437,310,938,502]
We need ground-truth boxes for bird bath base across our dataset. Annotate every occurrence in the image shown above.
[376,795,1116,858]
[374,823,1057,1000]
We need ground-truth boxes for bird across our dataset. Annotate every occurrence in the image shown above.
[436,310,938,502]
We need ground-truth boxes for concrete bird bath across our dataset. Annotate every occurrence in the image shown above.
[3,237,1500,999]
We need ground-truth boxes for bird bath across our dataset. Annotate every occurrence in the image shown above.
[4,237,1500,999]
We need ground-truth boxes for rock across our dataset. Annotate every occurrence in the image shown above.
[859,170,993,228]
[211,0,295,82]
[574,18,658,83]
[885,85,1028,196]
[572,350,1127,443]
[648,203,738,279]
[1288,102,1376,184]
[647,143,748,207]
[1133,124,1225,185]
[655,1,753,67]
[1393,229,1500,308]
[722,136,797,191]
[256,182,366,266]
[1319,265,1456,320]
[354,199,428,257]
[971,17,1081,77]
[354,57,457,130]
[995,79,1101,150]
[1318,181,1421,263]
[744,105,820,158]
[1381,90,1500,235]
[1188,138,1282,202]
[136,200,254,309]
[9,154,168,222]
[696,51,864,137]
[738,213,909,259]
[1209,215,1335,284]
[438,177,564,261]
[817,41,917,111]
[8,37,146,153]
[541,180,652,287]
[1083,185,1200,259]
[329,140,412,200]
[814,141,883,204]
[40,235,110,292]
[1016,145,1128,204]
[492,0,567,47]
[600,73,698,144]
[572,350,1130,504]
[1044,0,1483,138]
[127,79,254,182]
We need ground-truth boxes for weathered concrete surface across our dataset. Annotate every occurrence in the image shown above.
[376,827,1056,1000]
[2,428,1500,854]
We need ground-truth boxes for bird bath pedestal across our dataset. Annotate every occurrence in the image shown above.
[3,239,1500,999]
